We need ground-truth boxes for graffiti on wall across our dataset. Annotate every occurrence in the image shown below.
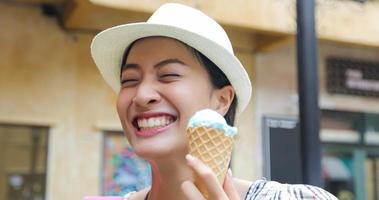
[102,132,151,195]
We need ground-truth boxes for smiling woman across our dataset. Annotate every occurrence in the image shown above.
[121,38,238,126]
[90,3,337,200]
[116,37,229,161]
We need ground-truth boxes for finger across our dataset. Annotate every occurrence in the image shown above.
[223,169,240,200]
[181,181,206,200]
[186,154,228,199]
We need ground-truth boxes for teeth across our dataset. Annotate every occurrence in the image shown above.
[137,116,174,130]
[142,119,147,127]
[148,118,154,127]
[154,118,160,126]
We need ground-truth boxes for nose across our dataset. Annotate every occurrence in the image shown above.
[132,80,161,108]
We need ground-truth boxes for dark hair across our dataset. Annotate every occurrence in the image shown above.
[186,48,237,126]
[120,38,238,125]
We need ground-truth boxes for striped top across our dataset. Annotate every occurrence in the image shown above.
[245,180,338,200]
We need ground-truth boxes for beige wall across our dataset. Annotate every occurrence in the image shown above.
[232,52,258,181]
[0,3,119,199]
[0,3,258,199]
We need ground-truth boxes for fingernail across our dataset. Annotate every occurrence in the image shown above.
[228,168,233,177]
[185,154,195,162]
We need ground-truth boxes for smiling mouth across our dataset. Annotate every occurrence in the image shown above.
[133,115,176,131]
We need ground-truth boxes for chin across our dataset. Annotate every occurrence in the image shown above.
[133,139,187,161]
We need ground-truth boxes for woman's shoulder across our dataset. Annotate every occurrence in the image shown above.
[243,179,338,200]
[232,178,254,199]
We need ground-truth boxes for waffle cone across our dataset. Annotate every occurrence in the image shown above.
[187,126,234,199]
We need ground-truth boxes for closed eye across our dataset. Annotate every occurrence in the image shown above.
[120,79,139,87]
[160,73,180,78]
[159,73,181,82]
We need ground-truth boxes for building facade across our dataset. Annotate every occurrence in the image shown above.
[0,0,378,200]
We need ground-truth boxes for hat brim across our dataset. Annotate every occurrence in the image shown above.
[91,23,252,114]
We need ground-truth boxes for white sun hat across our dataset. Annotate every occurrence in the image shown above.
[90,3,252,114]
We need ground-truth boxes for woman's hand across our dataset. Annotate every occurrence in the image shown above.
[181,154,240,200]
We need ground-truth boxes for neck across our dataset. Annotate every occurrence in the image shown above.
[147,155,193,200]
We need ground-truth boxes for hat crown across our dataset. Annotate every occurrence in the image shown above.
[147,3,234,54]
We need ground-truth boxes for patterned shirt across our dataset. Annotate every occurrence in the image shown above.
[123,180,338,200]
[245,180,338,200]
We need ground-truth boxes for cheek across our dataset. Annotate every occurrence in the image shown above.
[116,93,134,142]
[116,92,133,124]
[116,94,126,116]
[166,80,212,116]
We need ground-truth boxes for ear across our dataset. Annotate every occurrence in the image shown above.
[211,85,235,116]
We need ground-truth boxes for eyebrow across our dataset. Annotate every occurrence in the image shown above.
[121,58,186,73]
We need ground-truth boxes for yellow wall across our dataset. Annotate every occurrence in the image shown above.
[0,3,258,199]
[233,51,258,180]
[0,3,119,199]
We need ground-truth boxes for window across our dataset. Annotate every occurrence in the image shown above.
[0,125,48,200]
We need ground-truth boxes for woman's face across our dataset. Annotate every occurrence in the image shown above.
[117,37,218,159]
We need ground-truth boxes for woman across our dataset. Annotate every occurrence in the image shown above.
[91,3,337,200]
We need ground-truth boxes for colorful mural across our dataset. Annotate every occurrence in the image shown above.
[102,132,151,195]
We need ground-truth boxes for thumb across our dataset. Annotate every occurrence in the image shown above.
[223,169,240,200]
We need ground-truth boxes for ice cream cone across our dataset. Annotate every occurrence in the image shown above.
[187,126,234,199]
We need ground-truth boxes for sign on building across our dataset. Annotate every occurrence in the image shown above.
[327,57,379,97]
